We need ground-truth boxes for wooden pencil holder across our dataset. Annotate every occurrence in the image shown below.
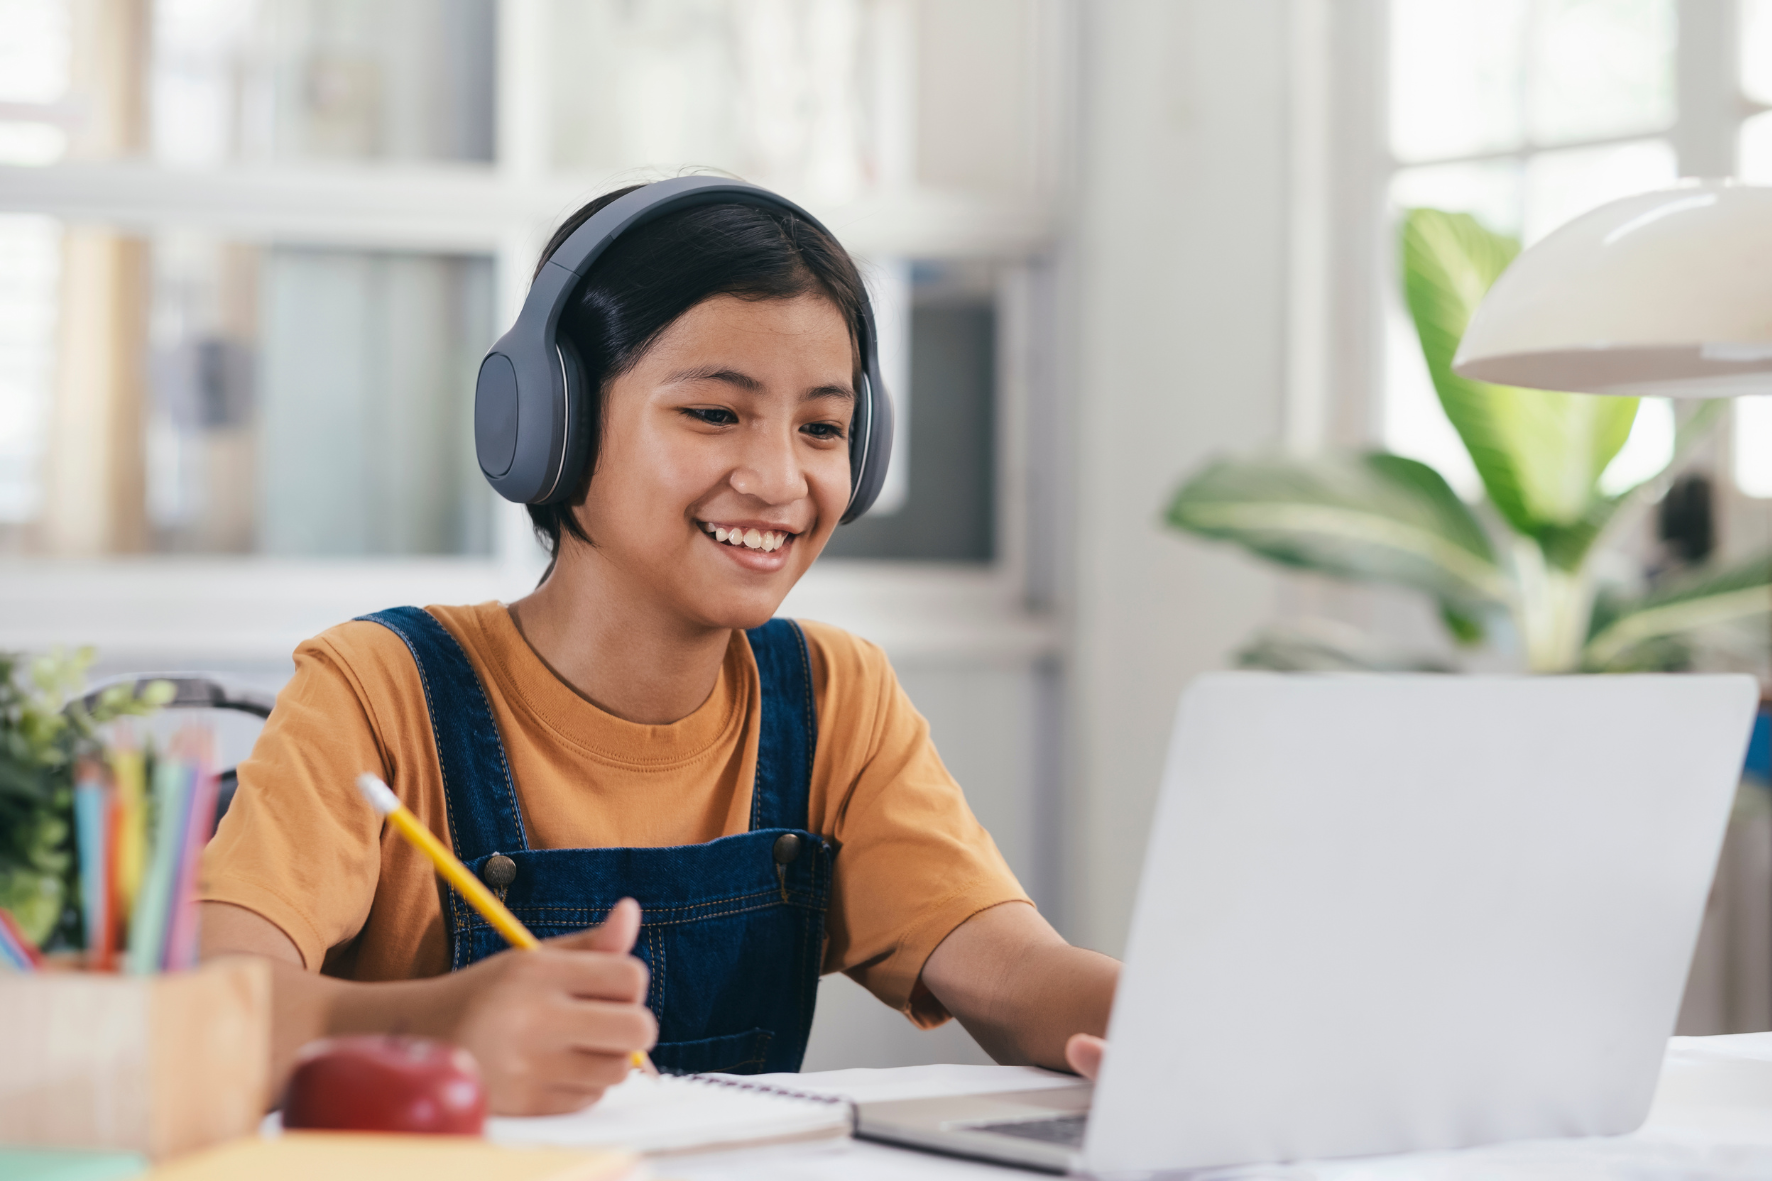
[0,956,271,1160]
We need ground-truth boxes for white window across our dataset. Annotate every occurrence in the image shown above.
[0,0,1067,662]
[1379,0,1770,500]
[1383,0,1681,498]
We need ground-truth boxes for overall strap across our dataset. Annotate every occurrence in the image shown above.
[356,607,528,858]
[744,618,818,831]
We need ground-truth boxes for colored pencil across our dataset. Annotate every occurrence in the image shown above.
[127,744,195,975]
[73,759,114,970]
[109,735,148,925]
[0,908,40,971]
[163,732,220,971]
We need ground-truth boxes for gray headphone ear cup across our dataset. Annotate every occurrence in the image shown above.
[536,338,590,506]
[840,349,895,523]
[475,352,521,481]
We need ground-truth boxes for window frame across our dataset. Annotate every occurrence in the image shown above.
[0,0,1071,667]
[1303,0,1768,503]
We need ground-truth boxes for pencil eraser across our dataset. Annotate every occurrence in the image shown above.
[355,774,400,815]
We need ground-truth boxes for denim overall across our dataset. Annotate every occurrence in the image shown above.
[359,606,833,1075]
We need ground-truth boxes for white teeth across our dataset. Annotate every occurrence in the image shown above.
[703,524,790,551]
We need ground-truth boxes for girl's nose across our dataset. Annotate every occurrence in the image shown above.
[729,427,809,504]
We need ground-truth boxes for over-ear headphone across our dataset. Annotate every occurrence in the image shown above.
[473,175,895,523]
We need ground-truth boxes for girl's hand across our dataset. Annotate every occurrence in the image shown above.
[1064,1033,1106,1080]
[443,897,658,1115]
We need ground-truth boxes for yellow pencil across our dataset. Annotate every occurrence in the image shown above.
[356,773,658,1076]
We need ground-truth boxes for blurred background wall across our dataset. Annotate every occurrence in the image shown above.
[2,0,1770,1064]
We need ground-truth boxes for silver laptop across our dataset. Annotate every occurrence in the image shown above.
[858,672,1759,1175]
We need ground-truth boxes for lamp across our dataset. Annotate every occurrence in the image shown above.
[1453,180,1772,398]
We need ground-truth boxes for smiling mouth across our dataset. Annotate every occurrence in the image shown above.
[697,521,795,553]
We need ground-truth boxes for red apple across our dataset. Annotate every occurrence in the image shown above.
[283,1035,486,1135]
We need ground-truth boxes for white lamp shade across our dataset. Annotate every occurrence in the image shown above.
[1453,181,1772,398]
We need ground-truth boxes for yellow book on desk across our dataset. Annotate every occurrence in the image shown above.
[147,1133,636,1181]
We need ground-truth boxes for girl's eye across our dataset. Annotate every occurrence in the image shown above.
[801,422,846,441]
[684,407,738,426]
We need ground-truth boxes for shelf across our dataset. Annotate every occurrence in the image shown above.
[0,161,1056,259]
[0,556,1058,670]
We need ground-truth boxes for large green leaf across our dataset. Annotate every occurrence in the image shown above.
[1401,208,1640,563]
[1167,452,1509,631]
[1583,553,1772,671]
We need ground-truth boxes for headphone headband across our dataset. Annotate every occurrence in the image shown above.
[474,176,894,522]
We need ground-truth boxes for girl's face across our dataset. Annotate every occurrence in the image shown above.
[571,292,857,631]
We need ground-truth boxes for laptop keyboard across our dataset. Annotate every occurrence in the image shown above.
[970,1113,1089,1147]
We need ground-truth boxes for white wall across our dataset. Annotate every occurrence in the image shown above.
[1067,0,1292,956]
[803,653,1047,1070]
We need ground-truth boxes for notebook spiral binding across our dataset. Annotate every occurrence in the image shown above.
[683,1073,859,1130]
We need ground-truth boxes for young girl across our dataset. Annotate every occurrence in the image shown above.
[199,178,1118,1115]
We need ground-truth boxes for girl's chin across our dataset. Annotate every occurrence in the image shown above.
[679,541,804,626]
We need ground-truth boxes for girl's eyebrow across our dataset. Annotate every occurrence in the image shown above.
[666,365,764,391]
[666,365,855,401]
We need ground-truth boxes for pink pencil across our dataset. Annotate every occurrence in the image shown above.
[161,728,220,972]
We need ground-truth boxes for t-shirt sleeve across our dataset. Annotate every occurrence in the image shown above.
[199,631,395,971]
[805,622,1034,1029]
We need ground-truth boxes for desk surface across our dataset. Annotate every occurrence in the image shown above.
[667,1035,1772,1179]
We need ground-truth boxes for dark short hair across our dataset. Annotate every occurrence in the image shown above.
[525,183,869,561]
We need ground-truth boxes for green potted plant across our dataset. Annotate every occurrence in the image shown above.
[0,649,170,949]
[1167,208,1770,673]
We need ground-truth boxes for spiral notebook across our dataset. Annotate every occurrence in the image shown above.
[485,1073,854,1155]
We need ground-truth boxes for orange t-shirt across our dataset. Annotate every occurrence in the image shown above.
[200,602,1029,1026]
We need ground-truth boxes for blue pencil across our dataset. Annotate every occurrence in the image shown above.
[74,762,113,968]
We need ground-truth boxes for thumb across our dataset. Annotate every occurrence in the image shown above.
[548,897,642,955]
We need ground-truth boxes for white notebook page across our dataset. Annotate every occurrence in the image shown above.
[485,1073,852,1154]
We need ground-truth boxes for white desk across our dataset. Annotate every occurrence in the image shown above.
[667,1034,1772,1179]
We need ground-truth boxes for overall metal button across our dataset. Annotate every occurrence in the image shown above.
[772,832,802,866]
[482,853,517,888]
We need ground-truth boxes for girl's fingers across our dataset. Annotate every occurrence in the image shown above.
[583,897,642,955]
[1064,1033,1106,1080]
[545,1047,635,1090]
[525,945,650,1002]
[547,997,659,1056]
[546,898,643,957]
[482,1039,640,1115]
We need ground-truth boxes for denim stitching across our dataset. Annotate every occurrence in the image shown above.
[786,620,816,806]
[654,925,667,1016]
[467,897,796,931]
[656,1030,772,1074]
[747,625,764,833]
[494,886,783,915]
